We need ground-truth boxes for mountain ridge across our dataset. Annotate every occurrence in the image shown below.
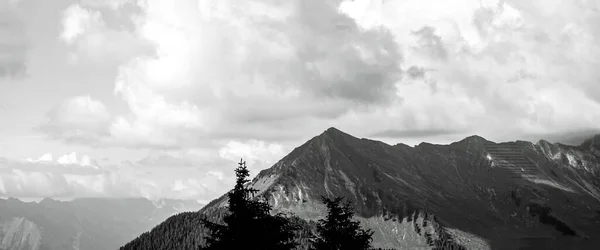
[0,197,205,250]
[122,127,600,250]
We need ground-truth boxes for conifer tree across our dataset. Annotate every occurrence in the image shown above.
[200,159,298,250]
[311,196,374,250]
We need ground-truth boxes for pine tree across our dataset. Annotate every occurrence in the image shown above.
[200,159,298,250]
[311,196,374,250]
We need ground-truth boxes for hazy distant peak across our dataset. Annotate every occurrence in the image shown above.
[460,135,490,144]
[40,197,59,204]
[5,197,20,202]
[581,134,600,149]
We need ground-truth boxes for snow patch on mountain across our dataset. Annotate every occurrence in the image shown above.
[526,178,575,193]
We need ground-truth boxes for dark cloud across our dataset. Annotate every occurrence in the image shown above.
[224,0,404,105]
[406,65,426,79]
[156,0,405,141]
[472,6,495,39]
[369,128,462,139]
[0,5,28,79]
[412,26,447,60]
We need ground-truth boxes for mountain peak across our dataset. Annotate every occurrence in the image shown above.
[317,127,358,142]
[6,197,20,202]
[124,126,600,250]
[323,127,347,136]
[40,197,57,203]
[453,135,490,146]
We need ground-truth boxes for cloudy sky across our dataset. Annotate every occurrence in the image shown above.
[1,0,599,202]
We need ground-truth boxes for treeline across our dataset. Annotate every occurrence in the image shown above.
[121,211,204,250]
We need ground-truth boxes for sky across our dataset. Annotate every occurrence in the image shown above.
[0,0,599,202]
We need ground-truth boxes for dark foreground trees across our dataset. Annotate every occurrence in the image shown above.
[311,196,374,250]
[199,159,379,250]
[200,159,298,250]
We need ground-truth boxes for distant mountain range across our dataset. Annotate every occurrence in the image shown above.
[0,197,204,250]
[121,127,600,250]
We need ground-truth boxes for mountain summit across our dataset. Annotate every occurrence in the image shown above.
[122,128,600,250]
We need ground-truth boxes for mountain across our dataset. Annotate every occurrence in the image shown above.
[122,127,600,250]
[0,197,204,250]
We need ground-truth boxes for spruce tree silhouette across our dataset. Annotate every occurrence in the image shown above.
[311,196,374,250]
[200,159,298,250]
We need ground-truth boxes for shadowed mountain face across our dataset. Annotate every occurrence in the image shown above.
[122,128,600,250]
[0,197,204,250]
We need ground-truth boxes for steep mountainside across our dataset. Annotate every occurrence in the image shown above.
[122,128,600,250]
[0,217,41,250]
[0,198,204,250]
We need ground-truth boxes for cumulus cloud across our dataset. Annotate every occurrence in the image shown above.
[218,140,286,177]
[26,153,53,163]
[38,95,112,145]
[49,0,600,150]
[168,171,230,200]
[0,155,111,198]
[15,0,600,202]
[60,3,152,63]
[0,152,226,200]
[58,152,93,166]
[26,152,95,167]
[336,0,600,141]
[0,0,28,78]
[51,0,403,148]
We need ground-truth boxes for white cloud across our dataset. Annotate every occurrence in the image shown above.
[47,0,600,149]
[218,140,286,177]
[38,95,112,145]
[60,3,151,63]
[26,152,98,170]
[169,178,204,198]
[26,153,53,163]
[56,152,92,166]
[336,0,600,141]
[0,156,109,198]
[60,4,100,44]
[8,0,598,204]
[80,0,132,10]
[51,0,403,148]
[0,154,223,200]
[219,140,285,164]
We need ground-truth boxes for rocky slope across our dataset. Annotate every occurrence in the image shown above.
[122,128,600,250]
[0,197,204,250]
[0,217,41,250]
